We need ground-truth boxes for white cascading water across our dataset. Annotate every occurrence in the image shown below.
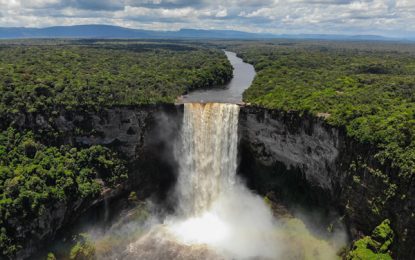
[175,103,239,216]
[125,102,342,260]
[164,103,280,259]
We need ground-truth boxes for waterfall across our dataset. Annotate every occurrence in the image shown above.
[126,102,341,260]
[165,102,281,258]
[175,103,240,216]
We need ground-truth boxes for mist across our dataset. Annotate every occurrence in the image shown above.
[87,103,347,260]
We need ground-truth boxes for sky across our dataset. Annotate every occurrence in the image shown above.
[0,0,414,37]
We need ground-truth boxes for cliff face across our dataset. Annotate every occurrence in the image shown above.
[238,106,341,191]
[238,106,414,260]
[12,105,180,159]
[9,105,183,259]
[12,105,183,198]
[7,104,414,259]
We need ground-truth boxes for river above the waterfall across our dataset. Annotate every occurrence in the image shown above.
[180,50,256,104]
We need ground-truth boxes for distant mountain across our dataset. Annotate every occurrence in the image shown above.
[0,25,159,39]
[276,33,392,41]
[0,25,273,39]
[174,29,274,39]
[0,24,410,41]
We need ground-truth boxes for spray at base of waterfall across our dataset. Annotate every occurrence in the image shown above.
[96,103,346,260]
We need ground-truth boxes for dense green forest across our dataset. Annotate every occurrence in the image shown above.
[0,40,233,258]
[1,38,415,258]
[0,41,232,118]
[0,128,128,256]
[230,41,415,177]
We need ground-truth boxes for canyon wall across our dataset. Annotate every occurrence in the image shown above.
[7,105,183,258]
[6,104,414,259]
[238,106,414,259]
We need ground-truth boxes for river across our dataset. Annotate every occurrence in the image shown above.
[180,50,256,104]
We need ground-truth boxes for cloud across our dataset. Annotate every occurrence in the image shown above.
[126,0,206,9]
[0,0,413,37]
[70,0,124,11]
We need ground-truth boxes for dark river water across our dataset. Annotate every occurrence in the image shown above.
[180,50,256,104]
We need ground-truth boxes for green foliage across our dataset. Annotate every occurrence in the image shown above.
[231,42,415,177]
[0,41,232,118]
[46,252,56,260]
[128,191,138,203]
[372,219,394,252]
[0,128,127,257]
[347,219,394,260]
[0,40,233,258]
[70,234,96,260]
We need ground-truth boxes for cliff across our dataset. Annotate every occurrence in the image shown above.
[5,105,182,259]
[238,106,414,259]
[4,104,414,259]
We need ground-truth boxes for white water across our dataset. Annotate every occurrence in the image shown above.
[125,103,343,260]
[175,103,239,216]
[165,103,280,259]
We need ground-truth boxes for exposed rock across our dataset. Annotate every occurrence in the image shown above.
[11,105,182,160]
[8,105,183,259]
[239,106,340,191]
[6,104,415,259]
[238,106,415,260]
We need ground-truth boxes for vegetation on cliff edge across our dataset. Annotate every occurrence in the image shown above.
[347,219,394,260]
[231,41,415,176]
[0,128,127,257]
[0,41,233,118]
[0,40,233,258]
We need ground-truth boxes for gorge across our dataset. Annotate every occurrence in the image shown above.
[17,51,346,259]
[2,45,411,260]
[77,103,343,259]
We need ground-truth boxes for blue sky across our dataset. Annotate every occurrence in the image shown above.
[0,0,414,37]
